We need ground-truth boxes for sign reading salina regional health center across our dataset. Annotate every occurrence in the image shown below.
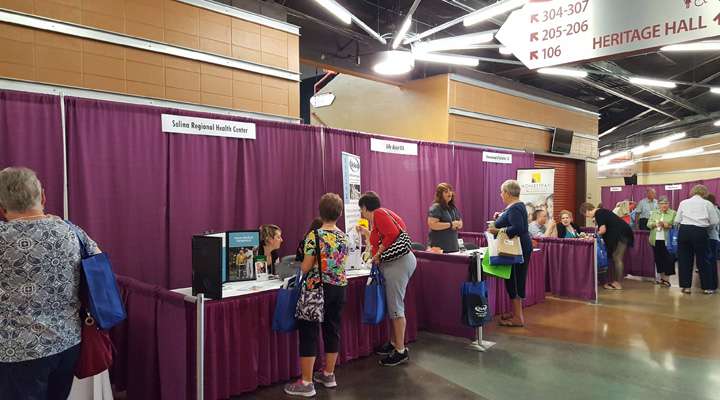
[161,114,256,139]
[497,0,720,69]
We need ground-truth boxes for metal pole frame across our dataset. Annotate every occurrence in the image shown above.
[469,245,495,352]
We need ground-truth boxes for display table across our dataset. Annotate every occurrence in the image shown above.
[413,249,546,339]
[536,237,597,301]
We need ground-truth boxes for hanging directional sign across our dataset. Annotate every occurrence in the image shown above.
[496,0,720,69]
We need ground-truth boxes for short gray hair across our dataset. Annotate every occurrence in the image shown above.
[658,196,669,204]
[501,179,521,197]
[0,167,43,213]
[647,188,656,195]
[690,184,708,198]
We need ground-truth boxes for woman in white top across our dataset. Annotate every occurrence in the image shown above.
[675,185,720,294]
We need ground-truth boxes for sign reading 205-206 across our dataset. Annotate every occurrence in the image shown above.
[496,0,720,69]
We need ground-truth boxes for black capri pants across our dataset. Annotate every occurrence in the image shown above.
[298,283,347,357]
[505,252,531,299]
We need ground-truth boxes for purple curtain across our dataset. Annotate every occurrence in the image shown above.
[66,98,170,287]
[539,238,596,301]
[703,178,720,198]
[0,91,64,218]
[601,186,634,210]
[417,142,456,245]
[623,231,655,278]
[633,184,674,208]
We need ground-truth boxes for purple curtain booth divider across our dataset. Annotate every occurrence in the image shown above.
[0,90,64,218]
[417,142,457,245]
[458,231,489,248]
[703,178,720,198]
[538,237,596,301]
[623,230,655,278]
[167,118,325,289]
[601,185,634,210]
[112,275,188,400]
[186,274,418,400]
[413,250,546,339]
[66,97,171,287]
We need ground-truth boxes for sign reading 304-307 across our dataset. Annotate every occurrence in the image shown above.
[496,0,720,69]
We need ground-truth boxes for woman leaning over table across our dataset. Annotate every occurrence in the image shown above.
[647,196,676,288]
[488,180,532,328]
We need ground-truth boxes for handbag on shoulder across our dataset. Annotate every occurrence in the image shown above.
[379,209,412,263]
[496,229,523,257]
[295,229,325,322]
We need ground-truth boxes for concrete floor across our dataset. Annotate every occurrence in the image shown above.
[236,279,720,400]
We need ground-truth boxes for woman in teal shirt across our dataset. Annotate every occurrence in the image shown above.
[647,196,677,287]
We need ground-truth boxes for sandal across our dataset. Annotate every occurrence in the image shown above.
[603,283,623,290]
[681,288,692,294]
[660,279,671,288]
[498,320,524,328]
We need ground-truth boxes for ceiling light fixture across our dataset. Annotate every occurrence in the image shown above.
[413,31,496,53]
[661,147,704,160]
[630,132,686,156]
[499,46,513,55]
[712,87,720,94]
[598,160,635,172]
[463,0,528,27]
[651,132,686,146]
[661,41,720,52]
[391,0,422,49]
[599,149,612,156]
[373,51,414,75]
[314,0,352,24]
[715,120,720,127]
[628,77,677,88]
[538,67,588,78]
[412,52,480,66]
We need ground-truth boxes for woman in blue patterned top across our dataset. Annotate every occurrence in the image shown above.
[0,167,99,399]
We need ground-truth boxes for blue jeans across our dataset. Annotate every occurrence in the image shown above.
[0,344,80,400]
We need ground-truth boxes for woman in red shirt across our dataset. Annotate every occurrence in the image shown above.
[357,191,416,367]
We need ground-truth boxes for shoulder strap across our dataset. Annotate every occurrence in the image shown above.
[314,229,323,281]
[383,209,405,233]
[64,220,89,259]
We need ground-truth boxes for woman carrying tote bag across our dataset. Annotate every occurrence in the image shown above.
[357,192,416,367]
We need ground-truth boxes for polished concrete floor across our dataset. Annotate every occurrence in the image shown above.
[236,278,720,400]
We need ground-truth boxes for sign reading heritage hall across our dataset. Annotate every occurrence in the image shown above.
[161,114,256,140]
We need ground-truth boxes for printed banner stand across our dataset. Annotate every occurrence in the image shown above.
[517,168,556,219]
[342,152,363,269]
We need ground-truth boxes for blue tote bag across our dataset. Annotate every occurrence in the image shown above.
[666,228,679,256]
[67,222,126,330]
[272,270,302,332]
[596,237,609,270]
[461,254,492,327]
[362,264,386,324]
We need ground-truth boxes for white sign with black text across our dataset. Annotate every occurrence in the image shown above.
[161,114,256,140]
[370,138,418,156]
[610,187,623,192]
[665,184,683,191]
[482,151,513,164]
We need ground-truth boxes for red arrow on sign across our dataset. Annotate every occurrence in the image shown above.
[530,32,539,42]
[714,12,720,25]
[530,51,538,60]
[530,13,539,23]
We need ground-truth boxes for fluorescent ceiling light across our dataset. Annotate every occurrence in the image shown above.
[392,18,413,49]
[711,87,720,94]
[661,41,720,52]
[661,147,704,160]
[538,68,588,78]
[650,132,686,146]
[631,145,648,155]
[598,160,635,172]
[631,132,686,156]
[628,77,676,89]
[314,0,352,24]
[463,0,527,27]
[373,51,414,75]
[499,46,513,55]
[413,31,496,53]
[715,120,720,127]
[413,52,480,66]
[599,149,612,156]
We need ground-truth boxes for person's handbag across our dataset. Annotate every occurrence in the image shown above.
[75,310,114,379]
[362,264,386,324]
[485,232,524,266]
[496,229,523,257]
[295,230,325,322]
[66,222,126,330]
[461,253,492,327]
[379,209,412,263]
[667,227,679,256]
[272,269,302,332]
[596,237,609,271]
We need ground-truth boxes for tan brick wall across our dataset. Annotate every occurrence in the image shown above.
[0,23,299,117]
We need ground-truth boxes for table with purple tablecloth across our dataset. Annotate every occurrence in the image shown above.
[413,249,546,339]
[536,237,598,301]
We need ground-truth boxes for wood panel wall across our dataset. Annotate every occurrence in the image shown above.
[0,0,299,118]
[448,114,551,151]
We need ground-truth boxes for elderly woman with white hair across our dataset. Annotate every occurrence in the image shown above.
[488,180,532,328]
[676,184,720,294]
[0,167,99,399]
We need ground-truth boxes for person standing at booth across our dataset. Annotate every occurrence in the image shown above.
[285,193,348,397]
[581,202,634,290]
[647,197,676,288]
[636,188,658,231]
[427,183,463,253]
[0,167,100,399]
[675,185,719,295]
[488,180,532,328]
[357,191,416,367]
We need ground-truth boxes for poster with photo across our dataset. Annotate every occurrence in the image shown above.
[342,152,361,230]
[226,230,260,282]
[517,169,555,219]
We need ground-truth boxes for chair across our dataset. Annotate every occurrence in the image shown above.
[411,242,426,251]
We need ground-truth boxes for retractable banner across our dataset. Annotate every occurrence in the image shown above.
[342,152,361,230]
[517,168,556,218]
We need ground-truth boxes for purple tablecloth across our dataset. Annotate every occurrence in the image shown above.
[537,237,597,301]
[624,230,655,278]
[413,249,546,339]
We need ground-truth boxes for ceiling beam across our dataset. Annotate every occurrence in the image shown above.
[582,78,680,121]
